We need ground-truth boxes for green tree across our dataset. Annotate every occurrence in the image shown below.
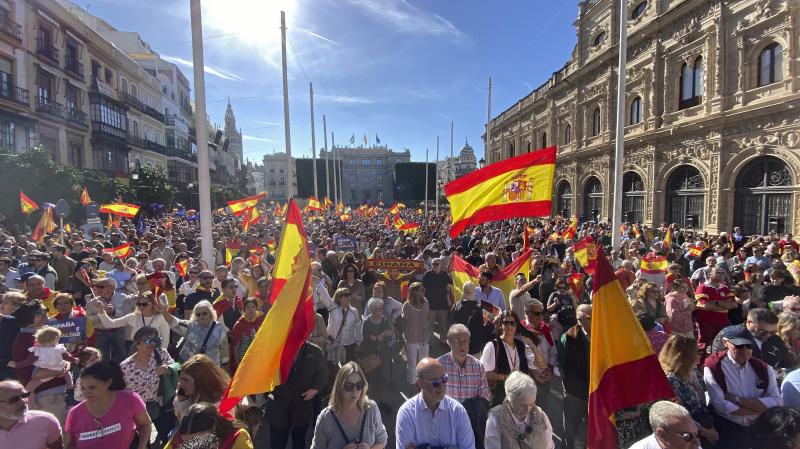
[127,165,175,213]
[211,184,241,209]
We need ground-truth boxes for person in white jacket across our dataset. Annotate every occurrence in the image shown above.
[88,291,171,350]
[326,288,362,364]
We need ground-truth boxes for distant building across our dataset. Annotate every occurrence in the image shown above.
[247,161,264,194]
[437,140,478,187]
[320,145,411,205]
[263,152,297,201]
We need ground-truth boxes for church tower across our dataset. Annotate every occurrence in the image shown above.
[224,98,243,159]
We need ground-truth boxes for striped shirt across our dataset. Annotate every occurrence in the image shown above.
[437,352,491,403]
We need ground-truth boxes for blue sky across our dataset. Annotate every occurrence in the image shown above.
[85,0,578,164]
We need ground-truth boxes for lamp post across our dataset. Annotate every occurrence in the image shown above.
[479,158,486,169]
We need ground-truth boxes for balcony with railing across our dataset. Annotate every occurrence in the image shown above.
[127,134,145,149]
[91,121,127,142]
[143,105,165,123]
[36,38,59,63]
[64,59,84,80]
[166,146,196,162]
[0,18,22,42]
[144,139,166,154]
[35,95,64,119]
[65,107,87,127]
[117,90,144,112]
[0,80,29,106]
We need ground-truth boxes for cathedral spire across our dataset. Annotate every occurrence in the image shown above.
[225,98,236,132]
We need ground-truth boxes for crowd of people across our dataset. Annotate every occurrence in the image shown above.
[2,203,800,449]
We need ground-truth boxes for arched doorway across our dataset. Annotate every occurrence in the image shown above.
[557,181,572,217]
[622,172,645,223]
[584,177,603,221]
[666,166,705,229]
[735,156,793,235]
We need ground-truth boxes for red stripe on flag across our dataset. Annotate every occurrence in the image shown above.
[449,201,552,237]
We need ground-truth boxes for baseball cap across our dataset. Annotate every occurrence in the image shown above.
[723,326,755,347]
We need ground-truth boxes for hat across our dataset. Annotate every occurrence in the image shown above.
[722,326,755,346]
[16,272,35,283]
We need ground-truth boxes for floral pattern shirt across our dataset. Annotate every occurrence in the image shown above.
[119,348,173,403]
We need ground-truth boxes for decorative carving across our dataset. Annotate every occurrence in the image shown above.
[737,0,789,32]
[708,152,720,224]
[674,17,701,45]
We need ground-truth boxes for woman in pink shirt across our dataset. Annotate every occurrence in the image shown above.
[664,278,695,338]
[64,360,152,449]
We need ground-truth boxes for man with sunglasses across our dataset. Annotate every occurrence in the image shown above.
[710,308,787,368]
[396,357,475,449]
[182,270,217,320]
[629,401,699,449]
[0,380,62,449]
[703,326,781,449]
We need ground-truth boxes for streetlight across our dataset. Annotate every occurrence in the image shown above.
[131,172,139,181]
[479,158,486,169]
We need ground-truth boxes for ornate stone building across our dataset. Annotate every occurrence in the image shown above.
[485,0,799,235]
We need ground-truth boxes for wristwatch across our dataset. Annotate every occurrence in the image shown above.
[732,395,742,405]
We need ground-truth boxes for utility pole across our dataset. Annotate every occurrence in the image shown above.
[486,76,492,164]
[189,0,212,266]
[332,132,338,205]
[424,147,429,229]
[611,0,629,249]
[310,83,318,198]
[323,114,329,199]
[280,11,293,199]
[435,136,440,216]
[450,120,454,182]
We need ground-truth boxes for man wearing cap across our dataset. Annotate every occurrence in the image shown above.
[710,308,787,368]
[703,325,782,449]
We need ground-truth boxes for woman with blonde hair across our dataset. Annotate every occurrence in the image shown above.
[327,288,361,364]
[778,311,800,369]
[631,282,667,326]
[311,362,387,449]
[658,334,719,445]
[401,282,430,385]
[161,300,228,366]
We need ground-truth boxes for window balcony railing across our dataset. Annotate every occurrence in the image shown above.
[65,107,87,126]
[36,38,59,62]
[117,90,145,112]
[165,114,176,126]
[35,95,64,118]
[144,139,166,154]
[0,80,29,105]
[65,59,84,79]
[0,18,22,41]
[127,134,145,149]
[91,121,127,142]
[143,105,165,123]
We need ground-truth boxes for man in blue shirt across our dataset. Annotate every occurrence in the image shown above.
[475,271,505,312]
[396,357,476,449]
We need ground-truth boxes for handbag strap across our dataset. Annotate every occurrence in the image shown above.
[334,308,348,342]
[199,321,217,352]
[330,406,368,444]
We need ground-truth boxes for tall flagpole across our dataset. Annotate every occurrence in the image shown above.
[435,136,440,217]
[331,132,338,205]
[309,83,318,199]
[323,114,329,199]
[486,76,492,164]
[338,137,344,204]
[189,0,213,267]
[449,120,454,182]
[611,0,628,249]
[424,147,429,229]
[280,11,293,199]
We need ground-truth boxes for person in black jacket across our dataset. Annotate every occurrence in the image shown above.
[450,281,491,355]
[264,341,328,449]
[560,303,592,449]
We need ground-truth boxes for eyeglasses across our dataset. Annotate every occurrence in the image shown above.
[502,321,517,326]
[195,311,210,317]
[342,380,365,392]
[141,337,160,345]
[421,374,448,388]
[137,302,151,307]
[527,311,543,317]
[0,391,30,404]
[663,429,699,442]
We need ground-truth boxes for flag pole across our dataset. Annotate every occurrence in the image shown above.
[435,136,440,217]
[449,120,454,181]
[424,147,429,230]
[323,114,329,200]
[189,0,213,267]
[310,83,318,199]
[486,76,492,164]
[338,136,343,204]
[611,0,628,250]
[280,11,293,200]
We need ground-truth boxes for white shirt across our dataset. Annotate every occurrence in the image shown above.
[178,279,199,297]
[326,306,362,346]
[703,352,782,427]
[629,434,667,449]
[313,279,335,311]
[480,339,537,373]
[476,286,505,311]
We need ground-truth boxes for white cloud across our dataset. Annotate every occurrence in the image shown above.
[346,0,465,43]
[299,28,342,47]
[243,134,278,143]
[316,94,374,104]
[252,120,283,127]
[161,55,244,81]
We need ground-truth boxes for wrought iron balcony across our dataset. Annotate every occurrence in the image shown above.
[127,134,146,149]
[117,90,144,112]
[144,105,165,123]
[0,18,22,41]
[65,59,84,79]
[0,80,29,105]
[36,38,59,63]
[35,95,64,118]
[65,107,87,126]
[144,139,166,154]
[91,121,127,142]
[165,114,176,126]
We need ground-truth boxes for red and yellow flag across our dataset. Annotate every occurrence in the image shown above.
[175,259,189,278]
[31,207,56,242]
[384,215,390,229]
[242,207,261,232]
[388,203,401,215]
[99,202,140,218]
[80,186,92,206]
[225,240,240,267]
[568,272,584,300]
[220,199,314,415]
[587,250,673,449]
[688,245,703,258]
[267,237,276,252]
[662,227,672,249]
[451,249,532,308]
[105,214,114,230]
[574,237,598,275]
[561,216,578,241]
[340,213,352,222]
[20,191,39,214]
[444,146,556,237]
[392,214,406,229]
[103,243,132,259]
[400,222,420,234]
[323,196,333,208]
[227,192,267,216]
[641,255,668,274]
[307,196,324,211]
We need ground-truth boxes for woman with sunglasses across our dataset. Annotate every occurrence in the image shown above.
[481,311,541,407]
[162,300,228,366]
[89,291,171,350]
[120,326,180,447]
[338,263,366,314]
[311,362,387,449]
[327,288,362,365]
[64,360,152,449]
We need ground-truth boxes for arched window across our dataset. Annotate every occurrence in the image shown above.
[526,141,531,153]
[667,166,705,229]
[557,181,572,216]
[541,132,547,148]
[630,96,643,125]
[563,124,572,144]
[131,84,137,99]
[584,177,603,221]
[758,43,784,87]
[592,107,601,136]
[509,142,515,158]
[679,56,703,109]
[622,172,645,223]
[631,2,647,19]
[735,156,793,235]
[593,31,606,47]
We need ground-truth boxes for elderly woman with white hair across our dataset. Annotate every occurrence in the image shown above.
[485,371,554,449]
[360,296,394,409]
[161,300,229,366]
[451,281,492,356]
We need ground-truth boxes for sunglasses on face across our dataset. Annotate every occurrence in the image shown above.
[137,302,151,307]
[423,374,448,388]
[0,391,30,404]
[664,429,699,442]
[195,311,210,317]
[142,337,160,345]
[342,380,365,392]
[502,320,517,326]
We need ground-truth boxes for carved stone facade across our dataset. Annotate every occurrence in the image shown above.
[486,0,800,234]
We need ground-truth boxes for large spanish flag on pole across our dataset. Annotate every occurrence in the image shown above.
[20,191,39,214]
[226,191,267,216]
[587,250,673,449]
[444,146,556,237]
[451,249,532,309]
[219,199,315,416]
[99,202,140,218]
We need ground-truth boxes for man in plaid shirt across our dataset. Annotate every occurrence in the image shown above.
[438,324,491,449]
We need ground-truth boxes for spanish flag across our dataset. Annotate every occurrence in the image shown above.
[323,196,333,208]
[242,207,261,232]
[31,208,56,243]
[522,225,537,249]
[175,259,189,278]
[444,146,556,237]
[225,240,240,267]
[568,272,584,300]
[392,214,405,229]
[574,237,598,275]
[451,249,532,309]
[219,199,314,415]
[227,192,267,216]
[340,213,351,222]
[587,250,673,449]
[388,203,401,215]
[103,243,132,258]
[662,227,672,249]
[641,255,668,274]
[400,222,420,234]
[99,202,140,218]
[267,237,276,252]
[307,196,324,211]
[80,186,92,206]
[688,244,703,258]
[561,216,578,241]
[20,191,39,214]
[384,215,390,229]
